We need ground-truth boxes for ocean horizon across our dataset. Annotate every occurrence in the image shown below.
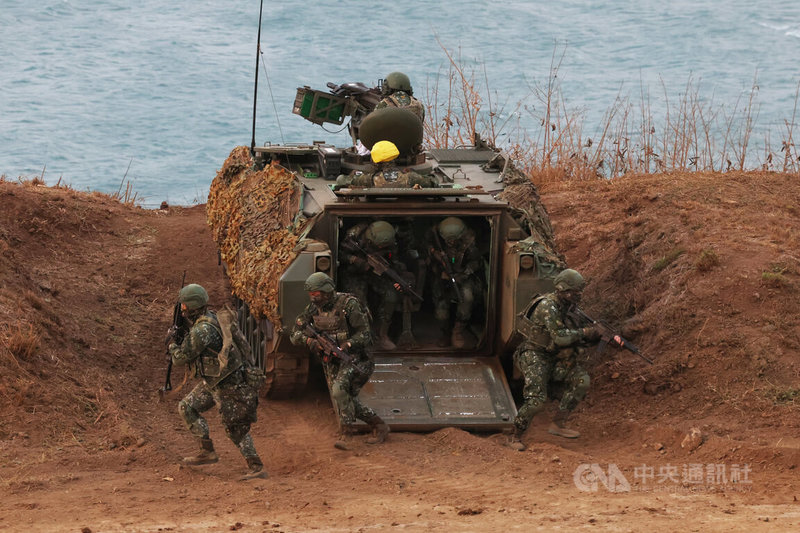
[2,0,799,206]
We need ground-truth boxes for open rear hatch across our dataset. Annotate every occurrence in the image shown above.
[357,354,517,431]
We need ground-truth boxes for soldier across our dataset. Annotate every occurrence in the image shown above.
[335,140,438,190]
[290,272,390,450]
[167,284,266,480]
[339,219,415,350]
[426,217,484,349]
[375,71,425,123]
[508,269,600,451]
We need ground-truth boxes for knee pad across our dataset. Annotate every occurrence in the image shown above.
[575,373,591,399]
[178,399,199,425]
[331,381,348,404]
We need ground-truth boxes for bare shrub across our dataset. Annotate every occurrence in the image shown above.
[425,43,800,184]
[1,322,41,364]
[695,249,720,272]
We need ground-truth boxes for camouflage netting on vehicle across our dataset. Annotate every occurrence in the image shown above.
[495,160,563,260]
[207,146,305,325]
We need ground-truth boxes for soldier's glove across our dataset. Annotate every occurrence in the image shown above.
[582,326,602,342]
[164,325,179,347]
[306,338,323,355]
[350,256,370,271]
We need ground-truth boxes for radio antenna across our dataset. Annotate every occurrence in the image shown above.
[250,0,264,159]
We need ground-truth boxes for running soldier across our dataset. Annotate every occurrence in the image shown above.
[290,272,390,450]
[167,284,266,479]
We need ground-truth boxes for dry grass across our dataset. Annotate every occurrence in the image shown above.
[109,158,140,205]
[424,42,800,184]
[695,249,720,272]
[1,322,40,366]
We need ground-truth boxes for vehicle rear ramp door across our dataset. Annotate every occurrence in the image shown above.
[359,355,517,431]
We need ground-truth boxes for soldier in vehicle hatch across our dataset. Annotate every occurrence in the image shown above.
[167,284,267,480]
[425,216,484,349]
[339,219,417,350]
[507,269,601,451]
[289,272,390,450]
[375,71,425,123]
[335,140,438,190]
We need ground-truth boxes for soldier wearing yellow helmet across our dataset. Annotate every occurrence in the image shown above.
[335,140,438,190]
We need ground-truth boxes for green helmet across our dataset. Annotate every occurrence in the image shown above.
[553,269,586,292]
[304,272,335,293]
[365,220,396,247]
[384,71,412,92]
[438,217,466,241]
[179,283,209,310]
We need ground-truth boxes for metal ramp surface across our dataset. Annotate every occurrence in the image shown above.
[357,355,517,431]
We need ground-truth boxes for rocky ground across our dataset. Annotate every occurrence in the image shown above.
[1,171,799,532]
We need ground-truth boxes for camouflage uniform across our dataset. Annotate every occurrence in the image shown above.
[170,310,262,470]
[512,293,592,435]
[339,221,412,348]
[336,163,438,189]
[425,223,484,348]
[289,292,380,430]
[375,91,425,123]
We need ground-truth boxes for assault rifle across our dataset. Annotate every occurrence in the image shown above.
[341,238,423,303]
[162,271,187,394]
[570,306,654,365]
[430,230,463,304]
[303,323,355,365]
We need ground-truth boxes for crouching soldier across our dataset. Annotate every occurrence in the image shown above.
[508,269,600,451]
[290,272,389,450]
[167,283,266,480]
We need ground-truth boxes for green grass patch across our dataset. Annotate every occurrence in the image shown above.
[695,249,720,272]
[652,248,686,272]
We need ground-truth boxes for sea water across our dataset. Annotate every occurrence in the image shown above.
[2,0,799,205]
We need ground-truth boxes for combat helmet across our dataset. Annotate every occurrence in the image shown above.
[383,71,412,94]
[179,283,209,310]
[365,220,396,248]
[553,269,586,292]
[371,140,400,163]
[304,272,336,293]
[438,217,466,242]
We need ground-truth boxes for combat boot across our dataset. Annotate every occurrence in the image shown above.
[376,322,396,351]
[365,414,390,445]
[182,437,219,465]
[436,320,450,347]
[239,456,268,481]
[548,409,580,439]
[334,428,353,451]
[507,428,526,452]
[451,321,476,349]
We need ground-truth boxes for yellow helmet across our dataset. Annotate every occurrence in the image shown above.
[370,140,400,163]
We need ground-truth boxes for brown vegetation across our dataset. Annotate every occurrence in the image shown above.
[424,42,800,183]
[1,169,799,530]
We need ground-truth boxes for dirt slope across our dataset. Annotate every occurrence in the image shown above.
[1,174,799,532]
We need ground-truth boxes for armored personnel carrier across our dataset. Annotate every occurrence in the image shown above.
[207,80,565,431]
